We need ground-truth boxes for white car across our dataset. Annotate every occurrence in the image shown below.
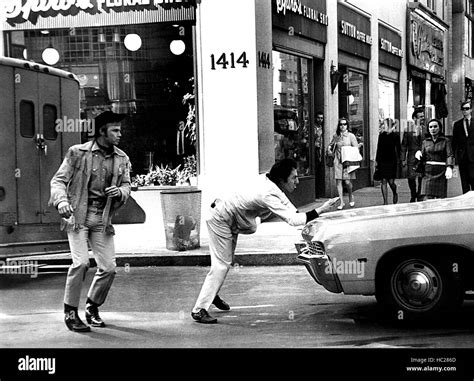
[295,193,474,320]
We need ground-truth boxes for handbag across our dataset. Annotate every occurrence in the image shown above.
[414,159,425,176]
[325,143,335,167]
[325,150,334,167]
[111,196,146,224]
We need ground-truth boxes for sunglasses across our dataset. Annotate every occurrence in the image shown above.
[462,106,472,110]
[339,122,347,125]
[428,125,439,128]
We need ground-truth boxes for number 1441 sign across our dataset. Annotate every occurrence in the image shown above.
[210,52,249,70]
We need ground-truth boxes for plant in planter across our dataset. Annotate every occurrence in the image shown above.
[131,164,184,187]
[130,157,201,252]
[131,157,197,188]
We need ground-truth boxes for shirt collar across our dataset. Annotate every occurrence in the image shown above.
[91,140,118,156]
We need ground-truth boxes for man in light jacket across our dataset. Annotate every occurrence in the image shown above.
[50,111,131,332]
[191,159,338,324]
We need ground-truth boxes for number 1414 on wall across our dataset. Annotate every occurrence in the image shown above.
[210,52,249,70]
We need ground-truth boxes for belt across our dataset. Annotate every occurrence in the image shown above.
[425,161,446,166]
[88,199,106,208]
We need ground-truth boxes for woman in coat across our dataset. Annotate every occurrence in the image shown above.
[375,118,401,205]
[328,117,359,209]
[415,119,454,200]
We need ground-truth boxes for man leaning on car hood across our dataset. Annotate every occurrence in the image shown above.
[191,158,339,324]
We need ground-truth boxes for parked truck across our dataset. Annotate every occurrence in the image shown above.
[0,57,81,259]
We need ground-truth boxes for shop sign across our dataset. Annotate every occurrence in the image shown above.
[408,12,445,76]
[275,0,328,26]
[380,38,403,57]
[340,20,372,45]
[337,4,371,60]
[3,0,194,27]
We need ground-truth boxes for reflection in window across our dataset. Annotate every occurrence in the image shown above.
[340,70,367,166]
[20,100,35,138]
[43,104,58,140]
[18,24,195,174]
[378,78,397,132]
[347,71,365,160]
[272,51,311,176]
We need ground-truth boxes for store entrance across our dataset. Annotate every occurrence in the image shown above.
[337,66,370,190]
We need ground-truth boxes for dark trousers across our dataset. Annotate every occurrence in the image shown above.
[458,161,474,194]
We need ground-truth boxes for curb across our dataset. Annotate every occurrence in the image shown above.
[33,252,301,268]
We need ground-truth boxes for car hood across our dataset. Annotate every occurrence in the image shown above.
[301,191,474,242]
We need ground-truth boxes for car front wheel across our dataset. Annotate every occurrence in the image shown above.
[376,256,463,320]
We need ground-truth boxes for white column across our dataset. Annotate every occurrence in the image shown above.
[324,0,339,197]
[195,0,272,206]
[369,8,379,170]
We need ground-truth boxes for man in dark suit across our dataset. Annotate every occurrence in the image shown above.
[452,100,474,193]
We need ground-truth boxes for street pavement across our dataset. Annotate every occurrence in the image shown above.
[15,174,464,268]
[1,265,474,380]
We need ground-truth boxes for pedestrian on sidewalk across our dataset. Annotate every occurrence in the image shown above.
[401,107,424,202]
[452,100,474,193]
[327,117,358,210]
[375,118,401,205]
[415,118,454,200]
[191,159,339,324]
[49,111,131,332]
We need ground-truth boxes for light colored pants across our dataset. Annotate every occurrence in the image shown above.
[192,209,237,313]
[64,206,116,308]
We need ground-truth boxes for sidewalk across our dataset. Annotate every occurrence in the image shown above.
[26,176,463,267]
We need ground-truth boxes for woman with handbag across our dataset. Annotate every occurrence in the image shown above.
[415,119,454,200]
[375,118,401,205]
[328,117,359,209]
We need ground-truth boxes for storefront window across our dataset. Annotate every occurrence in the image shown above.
[10,24,195,176]
[341,70,367,166]
[272,51,311,176]
[378,78,397,132]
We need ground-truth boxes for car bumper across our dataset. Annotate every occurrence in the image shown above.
[295,242,343,294]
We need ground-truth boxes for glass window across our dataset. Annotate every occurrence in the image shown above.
[272,51,311,176]
[16,24,195,176]
[427,0,436,12]
[466,0,474,57]
[43,104,58,140]
[347,71,367,165]
[20,100,35,138]
[378,78,397,132]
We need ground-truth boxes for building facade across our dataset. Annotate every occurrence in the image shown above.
[1,0,454,210]
[452,0,474,128]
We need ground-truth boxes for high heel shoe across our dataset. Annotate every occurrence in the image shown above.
[349,198,355,207]
[337,203,345,210]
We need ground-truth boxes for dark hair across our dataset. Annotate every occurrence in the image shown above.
[336,117,350,136]
[412,107,424,120]
[315,111,324,117]
[460,100,472,110]
[267,159,297,185]
[427,118,444,135]
[427,118,442,128]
